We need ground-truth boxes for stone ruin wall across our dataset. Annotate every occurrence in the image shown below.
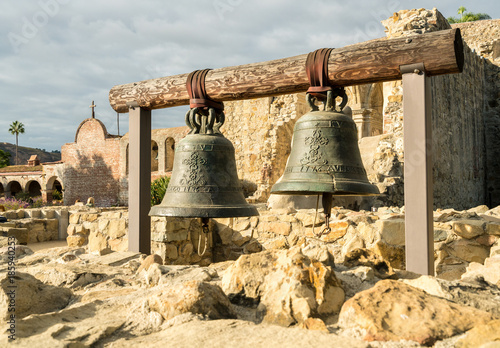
[222,9,499,210]
[117,126,189,206]
[60,204,500,281]
[222,94,309,201]
[453,20,500,209]
[380,9,497,209]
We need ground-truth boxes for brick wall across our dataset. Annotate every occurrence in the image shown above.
[62,118,121,207]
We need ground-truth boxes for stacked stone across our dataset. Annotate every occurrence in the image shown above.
[0,208,59,244]
[151,216,213,266]
[136,204,500,281]
[66,208,128,253]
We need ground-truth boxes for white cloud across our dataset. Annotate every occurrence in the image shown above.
[0,0,498,151]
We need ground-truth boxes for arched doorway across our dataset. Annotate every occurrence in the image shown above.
[27,180,42,197]
[52,180,63,201]
[151,140,159,172]
[126,144,129,175]
[368,83,384,136]
[46,176,64,202]
[7,181,22,198]
[0,183,4,198]
[165,137,175,172]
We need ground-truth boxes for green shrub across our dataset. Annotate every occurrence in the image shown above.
[151,176,170,206]
[15,192,31,202]
[52,190,63,201]
[30,196,44,208]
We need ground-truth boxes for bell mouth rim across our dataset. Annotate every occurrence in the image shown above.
[149,205,259,218]
[270,191,379,196]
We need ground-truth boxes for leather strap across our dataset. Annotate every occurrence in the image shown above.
[306,48,333,100]
[186,69,224,110]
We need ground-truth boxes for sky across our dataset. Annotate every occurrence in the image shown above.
[0,1,498,152]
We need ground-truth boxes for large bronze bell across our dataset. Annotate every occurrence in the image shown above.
[271,89,378,229]
[150,107,258,219]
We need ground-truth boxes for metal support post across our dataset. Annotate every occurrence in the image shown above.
[128,102,151,254]
[401,63,434,275]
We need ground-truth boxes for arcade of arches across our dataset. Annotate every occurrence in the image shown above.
[0,175,63,202]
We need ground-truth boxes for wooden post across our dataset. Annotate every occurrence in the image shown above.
[109,29,463,113]
[402,63,434,276]
[128,102,151,254]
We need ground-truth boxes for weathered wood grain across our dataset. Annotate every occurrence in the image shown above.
[109,28,463,113]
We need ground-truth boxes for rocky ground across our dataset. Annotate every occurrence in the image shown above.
[1,241,499,347]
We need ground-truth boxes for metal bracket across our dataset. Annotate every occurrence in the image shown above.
[400,62,425,75]
[126,100,140,110]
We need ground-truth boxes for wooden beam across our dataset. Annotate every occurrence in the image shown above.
[109,28,463,113]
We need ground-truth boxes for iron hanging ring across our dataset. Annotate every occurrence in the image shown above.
[186,108,201,134]
[194,107,203,134]
[306,93,320,111]
[333,87,348,111]
[185,109,194,132]
[213,109,225,135]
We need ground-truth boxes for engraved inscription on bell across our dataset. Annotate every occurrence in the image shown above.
[150,133,258,218]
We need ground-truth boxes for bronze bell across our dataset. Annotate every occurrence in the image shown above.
[271,89,378,229]
[149,107,258,219]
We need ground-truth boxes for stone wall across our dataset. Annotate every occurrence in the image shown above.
[223,94,309,201]
[69,204,500,281]
[65,208,129,253]
[0,207,69,244]
[452,20,500,208]
[118,126,189,205]
[431,45,486,207]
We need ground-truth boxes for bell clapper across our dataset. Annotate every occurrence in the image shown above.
[314,193,333,237]
[312,194,320,236]
[322,192,333,235]
[198,217,210,257]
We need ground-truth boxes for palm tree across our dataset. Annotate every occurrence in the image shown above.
[458,6,466,21]
[8,121,25,165]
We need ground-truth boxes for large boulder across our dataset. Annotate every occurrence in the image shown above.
[148,280,236,320]
[403,275,500,318]
[461,255,500,287]
[221,247,345,326]
[456,319,500,348]
[338,280,495,346]
[0,272,72,320]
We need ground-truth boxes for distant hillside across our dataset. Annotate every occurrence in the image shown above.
[0,142,61,166]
